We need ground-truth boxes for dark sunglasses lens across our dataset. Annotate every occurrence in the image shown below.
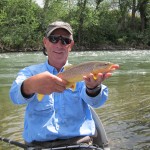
[48,35,71,45]
[48,36,59,43]
[61,37,71,45]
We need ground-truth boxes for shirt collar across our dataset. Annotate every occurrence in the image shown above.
[45,60,66,75]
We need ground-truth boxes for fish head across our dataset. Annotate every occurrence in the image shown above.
[93,62,119,74]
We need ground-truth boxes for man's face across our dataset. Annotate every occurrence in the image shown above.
[43,28,74,70]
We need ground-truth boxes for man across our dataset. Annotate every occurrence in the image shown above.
[9,21,111,148]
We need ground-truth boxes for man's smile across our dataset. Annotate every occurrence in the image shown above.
[53,51,64,54]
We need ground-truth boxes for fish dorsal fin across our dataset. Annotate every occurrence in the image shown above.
[64,63,73,71]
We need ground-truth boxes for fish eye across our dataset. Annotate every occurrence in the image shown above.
[103,63,109,66]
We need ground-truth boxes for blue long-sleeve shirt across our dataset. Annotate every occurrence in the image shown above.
[9,61,108,143]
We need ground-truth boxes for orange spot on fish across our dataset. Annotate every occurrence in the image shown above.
[70,85,75,89]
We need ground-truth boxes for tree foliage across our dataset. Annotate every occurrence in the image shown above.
[0,0,150,52]
[0,0,42,51]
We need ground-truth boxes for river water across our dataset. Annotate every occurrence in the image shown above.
[0,50,150,150]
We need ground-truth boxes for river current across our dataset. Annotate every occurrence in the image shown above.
[0,50,150,149]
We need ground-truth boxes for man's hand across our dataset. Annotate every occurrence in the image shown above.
[22,71,67,96]
[83,72,112,89]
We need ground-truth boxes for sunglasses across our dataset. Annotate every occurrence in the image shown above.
[48,35,72,45]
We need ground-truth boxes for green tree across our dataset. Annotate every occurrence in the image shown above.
[0,0,41,51]
[0,0,150,52]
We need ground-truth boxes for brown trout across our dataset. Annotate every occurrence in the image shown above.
[37,61,119,101]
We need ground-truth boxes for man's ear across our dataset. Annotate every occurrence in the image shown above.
[71,40,74,47]
[42,37,48,56]
[69,40,74,51]
[43,37,47,46]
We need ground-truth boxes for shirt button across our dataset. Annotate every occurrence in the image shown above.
[56,125,59,130]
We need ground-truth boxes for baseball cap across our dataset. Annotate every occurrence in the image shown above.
[45,21,73,37]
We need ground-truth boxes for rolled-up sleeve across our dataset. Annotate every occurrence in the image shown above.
[80,84,108,108]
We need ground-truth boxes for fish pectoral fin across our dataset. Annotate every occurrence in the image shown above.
[66,82,76,91]
[37,94,44,101]
[93,73,98,80]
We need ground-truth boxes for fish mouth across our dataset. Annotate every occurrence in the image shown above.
[110,64,119,71]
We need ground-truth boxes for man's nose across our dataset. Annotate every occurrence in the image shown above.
[57,39,64,47]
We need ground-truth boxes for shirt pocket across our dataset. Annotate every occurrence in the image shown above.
[64,89,81,103]
[63,89,85,119]
[33,95,54,114]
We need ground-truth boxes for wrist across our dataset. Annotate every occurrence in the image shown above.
[86,85,101,97]
[21,81,34,98]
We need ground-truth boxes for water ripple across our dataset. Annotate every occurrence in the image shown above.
[0,51,150,150]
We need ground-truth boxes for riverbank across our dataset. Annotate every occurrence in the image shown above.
[73,44,150,51]
[0,44,150,53]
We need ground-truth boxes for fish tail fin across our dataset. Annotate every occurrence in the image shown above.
[37,94,44,101]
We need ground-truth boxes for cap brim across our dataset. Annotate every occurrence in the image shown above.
[47,26,72,37]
